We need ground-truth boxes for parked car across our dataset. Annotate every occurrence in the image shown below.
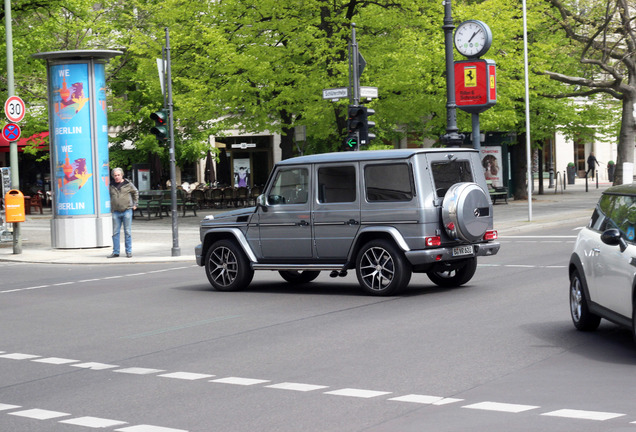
[569,184,636,340]
[195,149,500,296]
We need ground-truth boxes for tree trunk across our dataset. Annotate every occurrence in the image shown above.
[511,137,528,200]
[614,93,636,185]
[279,110,295,160]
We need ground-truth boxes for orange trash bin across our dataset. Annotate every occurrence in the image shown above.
[5,189,25,223]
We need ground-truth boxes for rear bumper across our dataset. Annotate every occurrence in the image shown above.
[404,242,500,266]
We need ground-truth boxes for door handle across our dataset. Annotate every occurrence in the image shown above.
[346,219,360,226]
[297,220,309,226]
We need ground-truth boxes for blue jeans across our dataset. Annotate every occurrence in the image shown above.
[112,209,133,255]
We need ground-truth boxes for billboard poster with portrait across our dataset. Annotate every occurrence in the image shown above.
[50,63,95,216]
[233,158,250,188]
[480,146,503,188]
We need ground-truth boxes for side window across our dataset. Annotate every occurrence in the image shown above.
[431,160,474,197]
[599,194,636,243]
[317,166,356,203]
[268,168,309,205]
[365,163,414,202]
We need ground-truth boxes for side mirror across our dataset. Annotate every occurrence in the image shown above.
[601,228,628,252]
[256,194,268,211]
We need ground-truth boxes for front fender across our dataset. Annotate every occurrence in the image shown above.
[200,227,258,264]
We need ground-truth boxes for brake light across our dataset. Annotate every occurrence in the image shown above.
[426,236,441,246]
[484,230,498,241]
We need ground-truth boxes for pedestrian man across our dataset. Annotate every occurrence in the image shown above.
[587,152,600,179]
[108,167,138,258]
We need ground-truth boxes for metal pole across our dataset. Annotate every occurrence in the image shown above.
[351,23,360,106]
[442,0,462,147]
[471,113,480,151]
[522,0,532,221]
[5,0,21,253]
[165,28,180,256]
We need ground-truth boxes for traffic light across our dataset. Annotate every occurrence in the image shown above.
[150,109,169,142]
[344,105,365,151]
[360,107,375,146]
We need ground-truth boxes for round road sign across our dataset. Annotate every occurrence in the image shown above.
[2,123,21,142]
[4,96,25,123]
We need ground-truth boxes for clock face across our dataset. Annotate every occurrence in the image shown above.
[455,20,492,58]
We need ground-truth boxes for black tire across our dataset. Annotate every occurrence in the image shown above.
[278,270,321,284]
[355,239,412,296]
[205,240,254,291]
[569,269,601,331]
[427,257,477,288]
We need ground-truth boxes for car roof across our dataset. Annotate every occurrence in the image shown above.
[276,148,479,166]
[603,183,636,197]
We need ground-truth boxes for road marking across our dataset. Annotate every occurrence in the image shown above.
[159,372,215,380]
[211,377,271,386]
[0,404,21,411]
[266,382,329,392]
[463,401,539,413]
[32,357,79,365]
[60,416,128,428]
[0,352,40,360]
[388,394,445,404]
[114,367,165,375]
[71,362,119,370]
[542,409,625,421]
[9,408,70,420]
[116,425,188,432]
[325,388,392,398]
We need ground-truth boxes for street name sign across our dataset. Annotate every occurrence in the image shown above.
[360,86,378,99]
[231,143,257,149]
[4,96,25,123]
[322,87,349,100]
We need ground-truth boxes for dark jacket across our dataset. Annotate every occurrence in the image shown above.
[109,179,139,212]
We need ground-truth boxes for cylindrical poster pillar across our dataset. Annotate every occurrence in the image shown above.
[33,50,122,248]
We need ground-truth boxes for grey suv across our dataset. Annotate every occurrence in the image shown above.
[569,184,636,341]
[195,149,500,295]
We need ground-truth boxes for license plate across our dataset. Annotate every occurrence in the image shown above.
[452,245,473,257]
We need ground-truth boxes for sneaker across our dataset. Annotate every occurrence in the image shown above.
[126,253,132,258]
[107,253,119,258]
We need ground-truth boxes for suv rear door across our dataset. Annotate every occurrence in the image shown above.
[313,163,360,260]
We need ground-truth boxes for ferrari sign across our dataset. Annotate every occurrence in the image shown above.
[454,59,497,114]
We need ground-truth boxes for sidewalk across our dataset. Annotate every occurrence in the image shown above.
[0,179,608,264]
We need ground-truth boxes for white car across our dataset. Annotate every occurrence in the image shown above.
[569,184,636,340]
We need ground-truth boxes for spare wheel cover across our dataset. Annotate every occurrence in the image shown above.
[442,182,492,242]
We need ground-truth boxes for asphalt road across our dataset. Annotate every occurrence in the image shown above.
[1,219,636,432]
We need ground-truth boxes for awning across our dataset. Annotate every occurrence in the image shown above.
[0,131,49,152]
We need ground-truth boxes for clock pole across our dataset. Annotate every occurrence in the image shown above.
[441,0,463,147]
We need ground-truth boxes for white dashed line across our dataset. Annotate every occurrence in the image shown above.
[542,409,625,421]
[53,282,74,286]
[266,382,329,392]
[324,388,392,398]
[9,408,70,420]
[0,353,40,360]
[211,377,271,386]
[115,425,188,432]
[0,404,21,411]
[388,394,446,404]
[71,362,119,370]
[114,367,165,375]
[59,416,128,428]
[463,401,539,413]
[32,357,79,365]
[159,372,215,380]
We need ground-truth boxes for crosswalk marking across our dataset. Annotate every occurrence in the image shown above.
[71,362,119,370]
[0,353,40,360]
[9,408,70,420]
[266,382,329,392]
[325,388,392,398]
[115,424,189,432]
[59,416,128,428]
[210,377,270,386]
[542,409,625,421]
[32,357,78,365]
[114,367,165,375]
[159,372,215,380]
[463,401,539,413]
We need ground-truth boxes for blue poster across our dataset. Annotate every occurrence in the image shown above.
[50,63,95,216]
[94,63,111,214]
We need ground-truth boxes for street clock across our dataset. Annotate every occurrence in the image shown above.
[454,20,493,58]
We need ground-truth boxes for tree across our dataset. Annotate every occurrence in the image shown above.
[543,0,634,185]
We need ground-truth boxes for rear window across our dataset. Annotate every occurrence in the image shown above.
[365,163,414,202]
[431,160,473,197]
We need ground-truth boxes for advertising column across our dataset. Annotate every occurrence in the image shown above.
[33,50,122,248]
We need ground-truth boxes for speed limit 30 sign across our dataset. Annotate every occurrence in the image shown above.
[4,96,25,123]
